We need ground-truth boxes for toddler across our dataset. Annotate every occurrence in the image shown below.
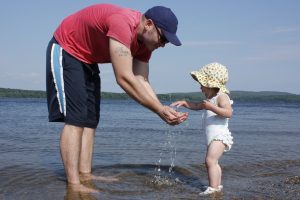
[171,62,233,195]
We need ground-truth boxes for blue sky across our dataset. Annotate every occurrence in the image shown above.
[1,1,300,94]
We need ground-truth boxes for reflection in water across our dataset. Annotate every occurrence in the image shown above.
[64,183,98,200]
[0,162,300,199]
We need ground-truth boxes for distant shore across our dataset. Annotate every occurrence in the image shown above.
[1,88,300,103]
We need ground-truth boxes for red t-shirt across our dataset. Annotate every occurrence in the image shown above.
[54,4,151,64]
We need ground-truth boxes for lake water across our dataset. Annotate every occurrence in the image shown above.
[0,98,300,199]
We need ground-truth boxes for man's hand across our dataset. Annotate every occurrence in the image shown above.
[158,105,188,125]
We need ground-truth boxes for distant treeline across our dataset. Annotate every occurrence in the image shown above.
[1,88,300,103]
[0,88,46,98]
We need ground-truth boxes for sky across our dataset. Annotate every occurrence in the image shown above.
[1,0,300,94]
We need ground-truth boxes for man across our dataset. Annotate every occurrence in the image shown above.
[46,4,188,193]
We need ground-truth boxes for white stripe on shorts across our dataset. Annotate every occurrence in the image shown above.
[50,43,66,116]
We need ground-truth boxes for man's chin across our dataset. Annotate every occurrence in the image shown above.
[144,44,156,52]
[148,46,156,52]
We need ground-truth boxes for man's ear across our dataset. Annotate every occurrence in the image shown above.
[144,18,154,30]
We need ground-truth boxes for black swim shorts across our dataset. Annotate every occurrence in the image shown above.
[46,37,101,129]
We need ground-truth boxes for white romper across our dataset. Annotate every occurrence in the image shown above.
[202,92,234,152]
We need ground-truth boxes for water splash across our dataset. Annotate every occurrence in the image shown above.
[152,105,179,186]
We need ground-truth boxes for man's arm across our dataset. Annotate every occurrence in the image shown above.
[132,59,189,124]
[109,38,186,124]
[132,59,160,103]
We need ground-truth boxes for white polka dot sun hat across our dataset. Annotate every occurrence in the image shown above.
[190,62,230,94]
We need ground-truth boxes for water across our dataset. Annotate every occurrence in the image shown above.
[0,98,300,199]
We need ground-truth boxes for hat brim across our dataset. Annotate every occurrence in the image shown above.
[190,72,199,81]
[190,71,230,94]
[190,71,205,85]
[161,29,182,46]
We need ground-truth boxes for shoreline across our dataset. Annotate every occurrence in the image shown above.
[1,88,300,103]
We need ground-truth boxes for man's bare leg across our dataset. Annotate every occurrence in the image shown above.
[79,127,95,174]
[60,124,99,193]
[79,127,118,182]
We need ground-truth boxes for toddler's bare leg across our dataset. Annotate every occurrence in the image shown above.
[205,141,225,188]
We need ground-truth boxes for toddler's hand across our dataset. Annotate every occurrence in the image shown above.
[201,100,214,110]
[170,100,186,108]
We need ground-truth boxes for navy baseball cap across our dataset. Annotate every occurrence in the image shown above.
[144,6,182,46]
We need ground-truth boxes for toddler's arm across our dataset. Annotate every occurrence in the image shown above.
[202,94,232,118]
[170,100,203,110]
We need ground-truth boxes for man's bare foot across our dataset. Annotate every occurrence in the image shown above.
[68,183,100,193]
[80,173,119,182]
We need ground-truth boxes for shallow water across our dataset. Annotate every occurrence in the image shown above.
[0,99,300,199]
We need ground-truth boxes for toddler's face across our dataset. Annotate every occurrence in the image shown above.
[200,85,216,98]
[200,85,208,95]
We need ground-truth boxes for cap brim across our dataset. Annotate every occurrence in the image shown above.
[162,30,182,46]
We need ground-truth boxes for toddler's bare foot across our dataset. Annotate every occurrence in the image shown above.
[68,183,100,193]
[80,173,119,182]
